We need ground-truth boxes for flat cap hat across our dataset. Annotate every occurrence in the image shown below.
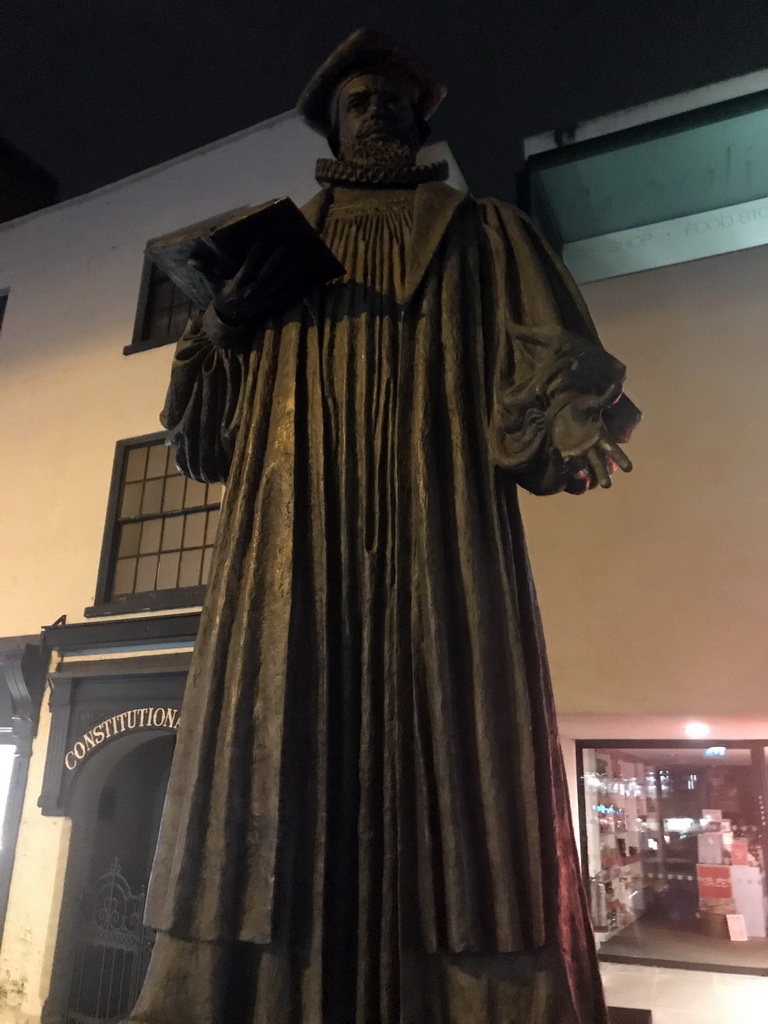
[297,28,447,139]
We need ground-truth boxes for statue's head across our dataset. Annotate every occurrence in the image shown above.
[332,70,424,167]
[298,29,446,166]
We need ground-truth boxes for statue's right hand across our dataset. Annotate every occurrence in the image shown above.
[209,240,306,328]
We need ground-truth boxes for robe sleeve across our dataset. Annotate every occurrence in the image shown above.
[160,306,252,484]
[479,199,627,496]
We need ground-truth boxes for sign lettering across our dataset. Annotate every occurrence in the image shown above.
[64,706,181,770]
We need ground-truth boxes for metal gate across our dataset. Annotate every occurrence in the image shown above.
[66,859,154,1024]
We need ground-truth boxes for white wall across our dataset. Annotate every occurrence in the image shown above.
[0,703,71,1024]
[521,242,768,719]
[0,112,319,640]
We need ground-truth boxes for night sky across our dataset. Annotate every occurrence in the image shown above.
[4,0,768,203]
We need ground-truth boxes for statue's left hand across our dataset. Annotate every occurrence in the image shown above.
[569,433,633,490]
[551,399,633,492]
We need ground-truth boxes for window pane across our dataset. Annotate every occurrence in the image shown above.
[157,550,181,590]
[183,511,207,549]
[184,478,208,509]
[113,557,137,596]
[178,548,203,588]
[165,446,176,475]
[146,443,167,479]
[135,554,158,593]
[141,478,164,515]
[124,446,147,483]
[148,277,175,315]
[162,475,185,512]
[205,508,220,546]
[206,482,224,504]
[161,516,184,551]
[201,546,213,585]
[121,481,143,518]
[117,522,141,557]
[168,303,191,339]
[139,518,162,555]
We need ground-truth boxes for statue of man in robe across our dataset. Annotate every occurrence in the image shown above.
[129,28,637,1024]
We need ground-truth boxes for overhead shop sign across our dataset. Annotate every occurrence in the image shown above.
[64,706,181,770]
[524,84,768,282]
[564,196,768,282]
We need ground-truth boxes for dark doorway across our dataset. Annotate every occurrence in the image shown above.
[85,735,173,893]
[44,732,174,1024]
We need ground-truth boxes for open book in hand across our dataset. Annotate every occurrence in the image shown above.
[146,198,346,310]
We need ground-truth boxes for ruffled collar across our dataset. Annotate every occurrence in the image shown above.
[315,157,449,189]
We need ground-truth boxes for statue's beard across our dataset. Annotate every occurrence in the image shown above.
[341,127,418,169]
[316,121,448,189]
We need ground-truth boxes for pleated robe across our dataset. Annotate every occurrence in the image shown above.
[141,181,625,1024]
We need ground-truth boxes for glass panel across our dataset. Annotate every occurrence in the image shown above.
[141,478,164,516]
[168,302,191,339]
[165,446,176,475]
[206,482,224,505]
[146,443,168,479]
[184,478,208,509]
[139,518,162,555]
[162,475,185,512]
[582,744,768,971]
[142,279,180,342]
[113,557,137,595]
[117,522,141,558]
[178,548,202,588]
[157,550,181,590]
[161,516,184,552]
[124,446,148,483]
[120,481,143,519]
[147,277,175,315]
[205,508,220,546]
[183,512,207,549]
[201,546,213,585]
[135,554,158,593]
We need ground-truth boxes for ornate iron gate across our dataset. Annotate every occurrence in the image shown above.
[66,860,154,1024]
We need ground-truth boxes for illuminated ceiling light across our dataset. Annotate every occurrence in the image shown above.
[684,721,711,739]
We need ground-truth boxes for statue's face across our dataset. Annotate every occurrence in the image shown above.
[335,72,420,165]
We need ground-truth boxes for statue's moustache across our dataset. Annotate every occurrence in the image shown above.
[358,121,400,141]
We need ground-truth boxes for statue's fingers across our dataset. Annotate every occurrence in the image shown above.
[600,437,633,473]
[587,449,612,489]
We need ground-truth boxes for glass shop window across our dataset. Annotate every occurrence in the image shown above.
[87,434,223,616]
[580,742,768,974]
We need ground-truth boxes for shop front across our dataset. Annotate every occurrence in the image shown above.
[578,740,768,975]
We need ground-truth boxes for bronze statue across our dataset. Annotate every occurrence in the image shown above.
[129,29,636,1024]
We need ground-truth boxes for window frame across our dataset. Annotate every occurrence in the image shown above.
[123,258,197,356]
[123,205,246,357]
[85,432,218,618]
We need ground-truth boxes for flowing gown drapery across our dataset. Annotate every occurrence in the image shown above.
[141,182,625,1024]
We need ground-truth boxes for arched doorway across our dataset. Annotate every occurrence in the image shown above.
[44,731,174,1024]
